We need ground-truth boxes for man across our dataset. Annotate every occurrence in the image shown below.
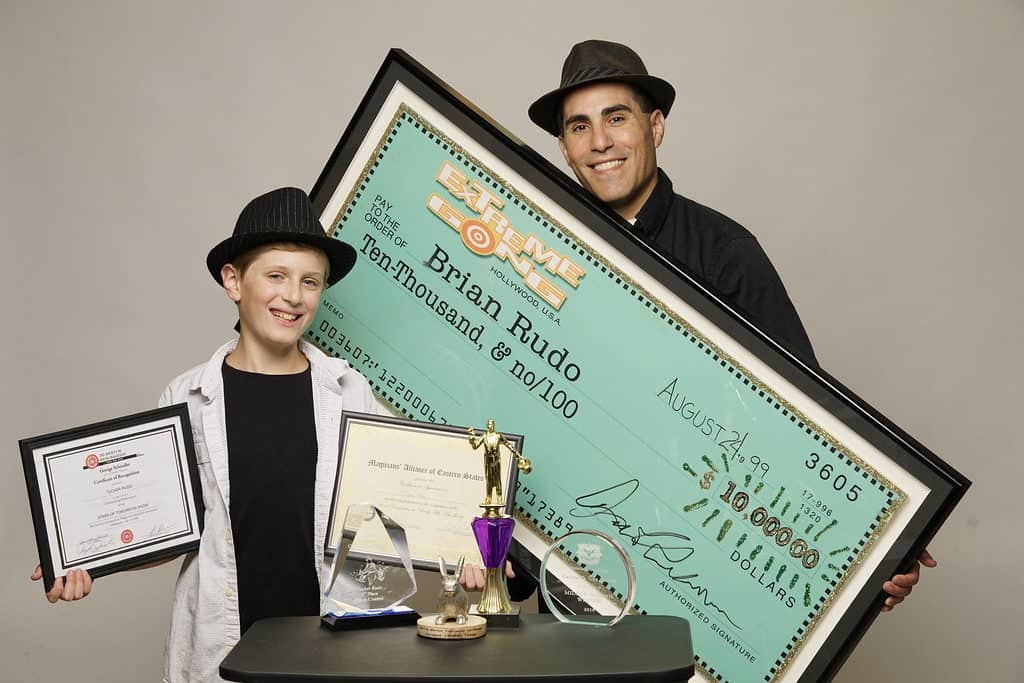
[519,39,931,611]
[530,39,818,364]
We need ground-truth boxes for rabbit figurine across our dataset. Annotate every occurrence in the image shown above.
[435,555,469,625]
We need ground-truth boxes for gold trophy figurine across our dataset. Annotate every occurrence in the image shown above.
[468,419,532,511]
[466,420,531,625]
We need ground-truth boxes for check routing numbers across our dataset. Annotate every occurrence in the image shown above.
[307,104,905,683]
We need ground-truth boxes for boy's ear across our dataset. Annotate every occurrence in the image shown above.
[221,263,242,303]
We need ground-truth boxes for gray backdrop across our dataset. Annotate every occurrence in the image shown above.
[2,2,1020,681]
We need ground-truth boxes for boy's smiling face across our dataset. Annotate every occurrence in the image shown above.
[222,245,328,353]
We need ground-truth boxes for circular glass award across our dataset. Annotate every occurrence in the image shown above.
[539,529,636,627]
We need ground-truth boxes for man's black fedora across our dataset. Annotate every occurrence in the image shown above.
[529,40,676,137]
[206,187,356,286]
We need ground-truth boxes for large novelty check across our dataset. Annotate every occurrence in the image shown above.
[306,51,968,683]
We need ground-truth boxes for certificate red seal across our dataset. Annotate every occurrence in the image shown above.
[120,529,134,544]
[85,454,99,469]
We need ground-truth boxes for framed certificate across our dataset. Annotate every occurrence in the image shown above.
[306,50,970,682]
[326,411,522,570]
[20,404,204,592]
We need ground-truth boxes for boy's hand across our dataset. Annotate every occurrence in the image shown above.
[31,565,92,603]
[458,561,516,591]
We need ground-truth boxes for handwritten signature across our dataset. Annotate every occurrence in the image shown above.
[570,479,741,629]
[145,522,173,540]
[77,534,111,555]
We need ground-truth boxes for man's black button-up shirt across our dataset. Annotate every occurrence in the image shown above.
[633,169,816,364]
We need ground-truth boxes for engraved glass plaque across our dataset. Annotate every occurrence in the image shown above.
[322,503,417,625]
[540,529,636,627]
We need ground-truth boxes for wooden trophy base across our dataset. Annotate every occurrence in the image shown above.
[416,614,487,640]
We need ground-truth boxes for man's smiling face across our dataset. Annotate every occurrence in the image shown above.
[558,82,665,221]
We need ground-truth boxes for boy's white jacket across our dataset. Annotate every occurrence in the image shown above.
[157,339,380,683]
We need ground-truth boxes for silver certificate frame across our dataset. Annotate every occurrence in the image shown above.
[20,404,204,592]
[326,411,522,571]
[305,50,970,682]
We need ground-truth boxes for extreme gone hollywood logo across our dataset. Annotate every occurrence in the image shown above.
[427,162,585,310]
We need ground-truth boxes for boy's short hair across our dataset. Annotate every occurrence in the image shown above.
[229,241,330,283]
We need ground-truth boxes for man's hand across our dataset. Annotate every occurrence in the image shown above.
[458,561,516,591]
[881,549,936,612]
[31,565,92,603]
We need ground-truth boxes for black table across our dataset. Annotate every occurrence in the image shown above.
[220,614,694,682]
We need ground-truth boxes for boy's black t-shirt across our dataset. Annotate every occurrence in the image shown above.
[222,361,320,634]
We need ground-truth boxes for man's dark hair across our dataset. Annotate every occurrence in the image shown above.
[556,84,655,137]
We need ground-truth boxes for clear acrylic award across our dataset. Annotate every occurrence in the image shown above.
[321,503,419,630]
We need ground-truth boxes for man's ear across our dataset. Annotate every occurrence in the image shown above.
[650,109,666,149]
[221,263,242,303]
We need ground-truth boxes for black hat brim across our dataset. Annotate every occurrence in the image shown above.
[206,231,357,287]
[528,74,676,137]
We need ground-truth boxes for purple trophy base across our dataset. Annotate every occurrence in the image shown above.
[472,516,515,568]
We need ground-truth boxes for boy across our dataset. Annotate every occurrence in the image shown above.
[32,187,379,682]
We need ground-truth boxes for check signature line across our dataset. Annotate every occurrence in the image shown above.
[570,479,741,630]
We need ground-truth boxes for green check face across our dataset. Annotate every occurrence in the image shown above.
[310,103,904,683]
